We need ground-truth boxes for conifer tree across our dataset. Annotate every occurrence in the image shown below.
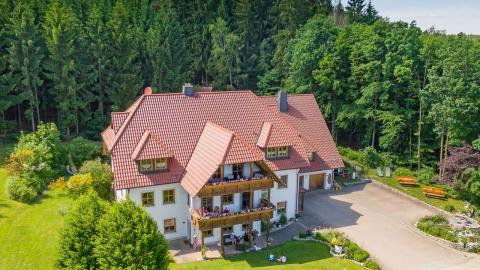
[43,1,83,135]
[107,0,143,111]
[94,199,169,270]
[346,0,366,23]
[145,0,190,92]
[7,2,44,131]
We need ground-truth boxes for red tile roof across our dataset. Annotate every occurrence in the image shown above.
[103,90,341,190]
[260,95,344,173]
[256,122,291,148]
[131,130,172,160]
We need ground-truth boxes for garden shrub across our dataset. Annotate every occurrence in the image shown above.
[417,215,457,242]
[79,159,113,200]
[338,147,363,163]
[345,241,369,262]
[279,213,287,225]
[444,204,455,212]
[298,232,306,238]
[6,176,37,203]
[417,168,435,184]
[314,232,328,242]
[360,147,383,168]
[365,259,381,270]
[392,167,415,177]
[68,137,101,169]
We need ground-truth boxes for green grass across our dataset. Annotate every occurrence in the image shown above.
[342,155,465,212]
[170,241,364,270]
[0,168,72,270]
[365,167,465,211]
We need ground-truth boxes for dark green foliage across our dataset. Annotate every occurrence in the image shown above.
[94,199,169,270]
[417,215,458,242]
[6,176,37,203]
[360,146,382,168]
[57,192,108,270]
[279,213,287,225]
[444,204,455,212]
[364,259,381,270]
[298,232,306,238]
[345,241,369,262]
[79,158,113,200]
[68,136,101,169]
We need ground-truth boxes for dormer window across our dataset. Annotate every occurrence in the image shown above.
[307,152,314,161]
[278,146,288,158]
[139,158,168,173]
[266,146,289,159]
[266,147,277,159]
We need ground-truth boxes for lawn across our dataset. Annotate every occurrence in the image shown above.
[342,156,465,212]
[170,240,365,270]
[0,168,72,270]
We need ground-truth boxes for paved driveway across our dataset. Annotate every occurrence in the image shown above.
[301,183,480,270]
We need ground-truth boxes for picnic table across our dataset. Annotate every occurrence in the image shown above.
[396,176,418,186]
[423,186,446,199]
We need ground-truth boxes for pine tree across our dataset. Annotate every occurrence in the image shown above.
[7,2,44,131]
[43,1,83,135]
[346,0,366,23]
[107,0,143,111]
[145,0,190,92]
[94,199,169,270]
[364,0,379,24]
[57,192,108,270]
[208,18,242,89]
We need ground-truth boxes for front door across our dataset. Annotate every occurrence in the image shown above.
[201,197,213,212]
[241,192,251,209]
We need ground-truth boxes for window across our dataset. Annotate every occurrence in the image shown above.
[155,158,167,170]
[232,163,243,178]
[164,218,176,233]
[139,158,168,172]
[241,192,251,209]
[203,229,213,237]
[278,175,288,189]
[223,226,233,234]
[141,192,154,206]
[213,167,222,179]
[278,146,288,158]
[163,189,175,204]
[277,201,287,214]
[266,147,277,158]
[140,159,153,172]
[201,197,213,212]
[307,152,314,161]
[222,194,234,205]
[242,223,249,231]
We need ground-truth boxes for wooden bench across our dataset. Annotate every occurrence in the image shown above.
[396,176,418,186]
[423,186,446,198]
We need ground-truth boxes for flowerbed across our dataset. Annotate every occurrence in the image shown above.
[416,215,458,242]
[297,229,381,270]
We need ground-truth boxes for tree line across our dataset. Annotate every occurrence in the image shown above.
[1,0,479,170]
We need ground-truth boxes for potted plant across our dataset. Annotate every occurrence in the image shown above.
[331,237,344,254]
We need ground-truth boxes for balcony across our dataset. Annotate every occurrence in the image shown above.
[197,176,274,197]
[190,206,274,231]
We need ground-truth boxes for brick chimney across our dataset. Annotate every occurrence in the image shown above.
[144,87,153,95]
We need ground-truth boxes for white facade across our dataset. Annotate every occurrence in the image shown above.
[115,166,333,243]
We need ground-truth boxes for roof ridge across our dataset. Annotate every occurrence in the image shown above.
[110,94,146,151]
[205,121,235,135]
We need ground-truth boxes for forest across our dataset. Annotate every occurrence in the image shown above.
[0,0,479,171]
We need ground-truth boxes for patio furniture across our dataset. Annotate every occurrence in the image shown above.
[397,176,418,186]
[385,167,391,177]
[377,167,384,177]
[423,186,446,198]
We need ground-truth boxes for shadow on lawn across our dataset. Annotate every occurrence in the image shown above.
[224,241,332,268]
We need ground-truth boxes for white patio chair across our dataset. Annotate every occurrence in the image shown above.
[385,167,391,177]
[376,167,384,177]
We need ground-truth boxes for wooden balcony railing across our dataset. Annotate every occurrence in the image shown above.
[190,207,274,231]
[197,177,274,197]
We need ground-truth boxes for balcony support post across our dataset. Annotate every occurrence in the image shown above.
[220,227,225,256]
[201,232,205,258]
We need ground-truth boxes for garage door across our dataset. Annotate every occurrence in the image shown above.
[309,173,325,190]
